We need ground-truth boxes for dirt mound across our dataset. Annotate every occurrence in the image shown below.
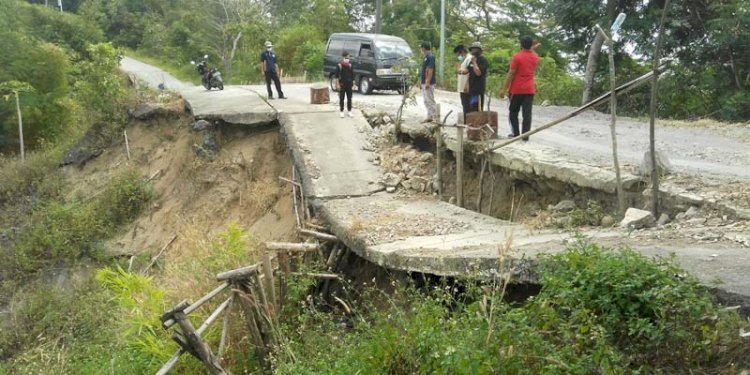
[62,99,296,282]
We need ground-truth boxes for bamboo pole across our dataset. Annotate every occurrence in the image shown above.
[162,282,229,329]
[14,92,24,162]
[299,229,338,242]
[265,242,319,252]
[484,68,666,154]
[143,235,178,274]
[649,0,671,217]
[216,264,259,282]
[218,294,235,358]
[124,130,131,160]
[436,127,443,197]
[172,310,228,374]
[596,25,625,214]
[291,167,301,228]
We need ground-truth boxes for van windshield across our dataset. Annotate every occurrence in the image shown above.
[375,41,413,61]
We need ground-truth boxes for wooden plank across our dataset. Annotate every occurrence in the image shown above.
[173,310,229,375]
[456,125,465,208]
[216,264,259,282]
[218,295,234,357]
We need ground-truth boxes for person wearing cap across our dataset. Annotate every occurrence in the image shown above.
[500,36,540,141]
[336,51,355,118]
[260,41,286,99]
[467,41,489,113]
[419,41,437,123]
[454,44,472,120]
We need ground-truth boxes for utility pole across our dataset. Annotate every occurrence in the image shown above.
[439,0,445,85]
[375,0,382,34]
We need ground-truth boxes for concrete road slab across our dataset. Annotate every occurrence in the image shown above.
[282,110,384,198]
[181,86,276,126]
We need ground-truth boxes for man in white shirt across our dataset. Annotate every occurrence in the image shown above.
[454,44,472,122]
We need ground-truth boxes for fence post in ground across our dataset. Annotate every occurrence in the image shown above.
[456,125,465,208]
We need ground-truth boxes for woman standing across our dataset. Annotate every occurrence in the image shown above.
[336,51,355,118]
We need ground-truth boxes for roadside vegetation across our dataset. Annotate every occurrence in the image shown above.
[1,1,748,374]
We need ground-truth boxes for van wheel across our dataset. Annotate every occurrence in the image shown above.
[359,76,373,95]
[329,75,338,92]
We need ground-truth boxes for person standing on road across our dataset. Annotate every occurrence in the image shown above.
[454,44,472,120]
[420,41,437,123]
[260,41,286,100]
[500,36,540,141]
[467,41,489,113]
[336,51,355,118]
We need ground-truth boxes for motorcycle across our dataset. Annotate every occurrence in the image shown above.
[191,55,224,91]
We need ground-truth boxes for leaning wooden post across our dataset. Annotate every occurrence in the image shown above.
[596,25,625,214]
[649,0,671,217]
[124,130,131,160]
[218,294,235,358]
[235,291,268,364]
[261,251,277,317]
[456,125,465,208]
[435,127,443,197]
[169,302,229,375]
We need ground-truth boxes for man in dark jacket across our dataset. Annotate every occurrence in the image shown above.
[336,51,355,118]
[260,40,286,99]
[467,41,489,113]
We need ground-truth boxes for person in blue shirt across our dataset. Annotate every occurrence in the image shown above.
[260,41,286,99]
[420,41,437,123]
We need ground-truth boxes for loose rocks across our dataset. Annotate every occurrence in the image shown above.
[553,200,577,213]
[192,119,211,132]
[620,208,656,229]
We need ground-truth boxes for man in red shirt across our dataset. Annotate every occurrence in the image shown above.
[500,36,540,141]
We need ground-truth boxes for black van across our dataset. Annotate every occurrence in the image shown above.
[323,33,414,95]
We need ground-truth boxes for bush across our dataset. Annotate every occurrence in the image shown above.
[276,241,749,374]
[3,168,152,278]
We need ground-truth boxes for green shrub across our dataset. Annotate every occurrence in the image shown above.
[568,200,605,227]
[538,241,748,370]
[4,168,152,277]
[276,241,749,374]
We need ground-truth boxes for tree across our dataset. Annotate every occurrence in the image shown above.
[0,81,35,161]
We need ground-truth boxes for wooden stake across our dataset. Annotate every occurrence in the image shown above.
[596,25,625,215]
[124,130,131,160]
[291,167,301,228]
[235,291,268,363]
[649,0,671,217]
[456,125,465,208]
[436,126,443,197]
[261,252,277,317]
[477,157,487,211]
[143,235,178,274]
[218,294,234,358]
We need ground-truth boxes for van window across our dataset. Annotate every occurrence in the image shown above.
[375,41,413,61]
[327,39,344,55]
[343,40,361,57]
[359,43,374,58]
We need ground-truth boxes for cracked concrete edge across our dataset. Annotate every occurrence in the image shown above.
[311,196,554,283]
[647,184,750,220]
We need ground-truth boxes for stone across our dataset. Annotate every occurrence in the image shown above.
[382,173,402,188]
[600,215,615,227]
[684,206,702,220]
[553,200,577,213]
[202,130,219,154]
[131,103,161,120]
[60,129,103,167]
[382,115,393,124]
[386,186,396,193]
[686,217,707,225]
[192,119,211,132]
[419,153,433,163]
[675,212,687,221]
[620,208,656,229]
[638,150,673,177]
[657,213,671,226]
